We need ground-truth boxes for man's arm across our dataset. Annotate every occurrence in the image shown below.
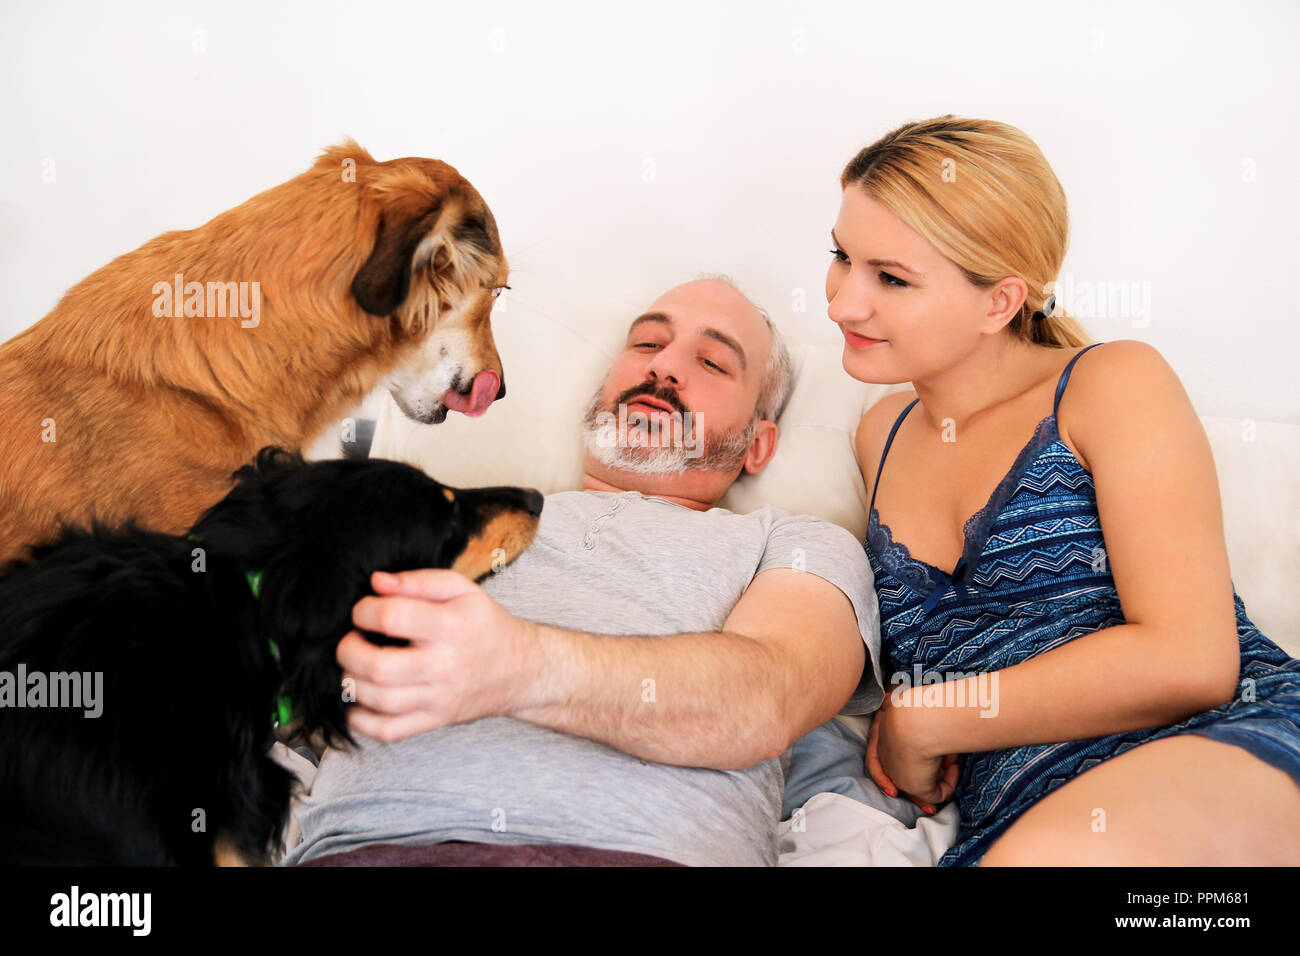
[514,567,866,769]
[340,566,867,771]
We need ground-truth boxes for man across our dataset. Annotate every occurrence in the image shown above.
[280,276,886,867]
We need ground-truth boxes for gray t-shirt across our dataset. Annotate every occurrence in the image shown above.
[280,489,883,867]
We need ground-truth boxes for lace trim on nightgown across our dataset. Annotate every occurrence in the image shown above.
[867,414,1062,593]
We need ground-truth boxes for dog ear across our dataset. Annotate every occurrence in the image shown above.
[244,445,306,480]
[198,446,304,519]
[351,189,500,318]
[187,446,308,560]
[257,544,357,749]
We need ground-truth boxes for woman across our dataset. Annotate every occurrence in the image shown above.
[829,116,1300,865]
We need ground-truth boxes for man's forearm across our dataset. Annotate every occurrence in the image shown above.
[510,620,788,770]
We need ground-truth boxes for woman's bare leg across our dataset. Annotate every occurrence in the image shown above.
[978,734,1300,865]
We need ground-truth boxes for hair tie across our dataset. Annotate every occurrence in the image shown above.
[1032,293,1056,322]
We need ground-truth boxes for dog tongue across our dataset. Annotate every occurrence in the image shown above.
[442,370,500,417]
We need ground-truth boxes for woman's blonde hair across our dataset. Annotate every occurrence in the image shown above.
[840,115,1090,349]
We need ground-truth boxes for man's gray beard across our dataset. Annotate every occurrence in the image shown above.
[581,390,758,476]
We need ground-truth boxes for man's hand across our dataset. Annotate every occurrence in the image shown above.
[335,565,868,770]
[338,569,541,742]
[864,685,961,813]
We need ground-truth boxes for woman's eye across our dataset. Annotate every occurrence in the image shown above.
[880,272,908,288]
[634,342,661,350]
[829,247,849,264]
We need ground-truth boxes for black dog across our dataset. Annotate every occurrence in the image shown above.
[0,447,542,866]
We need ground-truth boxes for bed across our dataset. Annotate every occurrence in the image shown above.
[293,274,1300,866]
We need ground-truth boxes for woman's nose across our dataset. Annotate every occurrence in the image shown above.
[827,272,871,325]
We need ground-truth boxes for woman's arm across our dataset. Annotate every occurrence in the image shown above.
[902,340,1241,759]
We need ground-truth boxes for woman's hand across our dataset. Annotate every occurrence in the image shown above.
[865,685,961,814]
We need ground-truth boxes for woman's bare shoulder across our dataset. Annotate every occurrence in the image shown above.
[855,388,919,496]
[1058,340,1189,472]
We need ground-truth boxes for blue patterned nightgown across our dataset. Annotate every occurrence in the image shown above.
[864,342,1300,866]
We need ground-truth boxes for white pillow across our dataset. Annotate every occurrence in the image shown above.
[364,291,1298,656]
[1200,416,1299,656]
[369,323,897,541]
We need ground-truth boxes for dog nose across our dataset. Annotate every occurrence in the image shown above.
[496,376,506,401]
[524,489,543,517]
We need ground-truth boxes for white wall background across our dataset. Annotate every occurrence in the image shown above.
[2,0,1297,423]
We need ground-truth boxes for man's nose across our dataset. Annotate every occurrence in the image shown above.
[644,344,686,386]
[647,368,679,389]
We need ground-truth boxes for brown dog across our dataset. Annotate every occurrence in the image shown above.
[0,140,510,565]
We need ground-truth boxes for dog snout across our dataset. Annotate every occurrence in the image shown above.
[445,484,543,580]
[523,488,542,517]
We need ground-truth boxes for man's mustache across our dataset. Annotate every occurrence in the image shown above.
[612,383,689,418]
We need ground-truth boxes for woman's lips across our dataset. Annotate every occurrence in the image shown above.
[842,327,886,349]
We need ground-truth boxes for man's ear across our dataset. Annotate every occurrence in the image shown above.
[741,419,780,475]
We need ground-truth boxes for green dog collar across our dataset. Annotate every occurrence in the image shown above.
[186,532,291,728]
